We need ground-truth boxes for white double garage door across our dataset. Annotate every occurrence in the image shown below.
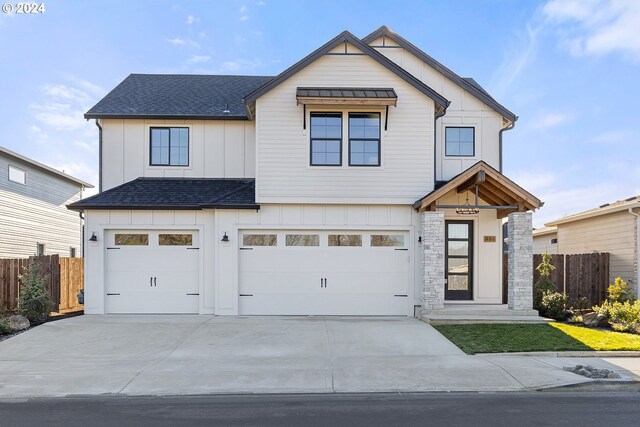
[105,228,410,315]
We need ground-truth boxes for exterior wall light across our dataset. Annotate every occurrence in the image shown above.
[89,232,98,242]
[221,232,229,242]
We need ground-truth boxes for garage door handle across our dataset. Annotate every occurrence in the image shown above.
[154,277,157,287]
[150,277,153,287]
[320,278,323,288]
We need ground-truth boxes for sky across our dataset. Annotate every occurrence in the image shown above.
[0,0,638,227]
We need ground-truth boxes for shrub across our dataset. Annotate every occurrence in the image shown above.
[17,262,53,325]
[535,251,556,278]
[534,277,556,312]
[541,292,569,320]
[567,314,583,324]
[595,300,640,333]
[0,318,10,335]
[607,277,634,303]
[570,296,590,315]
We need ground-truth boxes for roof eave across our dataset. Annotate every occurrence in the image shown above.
[84,113,249,121]
[545,202,640,227]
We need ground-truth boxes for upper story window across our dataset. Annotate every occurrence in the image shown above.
[150,127,189,166]
[349,113,381,166]
[310,113,342,166]
[8,165,26,185]
[445,127,475,157]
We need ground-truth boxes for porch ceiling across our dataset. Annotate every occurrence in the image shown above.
[414,161,543,219]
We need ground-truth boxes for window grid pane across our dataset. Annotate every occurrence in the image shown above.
[243,234,277,247]
[349,113,380,166]
[310,113,342,166]
[115,234,149,246]
[328,234,362,247]
[445,127,474,157]
[151,127,189,166]
[159,234,193,246]
[286,235,320,247]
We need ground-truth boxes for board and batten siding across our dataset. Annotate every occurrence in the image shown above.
[368,37,504,181]
[0,153,83,258]
[255,46,435,204]
[101,119,256,191]
[557,211,637,286]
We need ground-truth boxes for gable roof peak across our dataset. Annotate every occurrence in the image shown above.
[362,26,517,123]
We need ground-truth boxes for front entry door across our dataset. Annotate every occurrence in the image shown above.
[445,221,473,300]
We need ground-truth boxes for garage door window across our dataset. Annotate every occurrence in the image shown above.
[159,234,193,246]
[243,234,277,246]
[286,234,320,247]
[328,234,362,247]
[115,234,149,246]
[371,234,404,247]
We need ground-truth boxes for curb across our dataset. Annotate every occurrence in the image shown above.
[538,380,640,393]
[475,351,640,357]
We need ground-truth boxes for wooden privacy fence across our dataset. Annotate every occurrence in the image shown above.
[532,252,610,306]
[0,255,84,314]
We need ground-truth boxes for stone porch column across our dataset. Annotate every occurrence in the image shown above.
[507,212,534,310]
[421,211,445,310]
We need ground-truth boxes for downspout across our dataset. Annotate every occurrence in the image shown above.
[498,120,515,173]
[628,207,640,295]
[433,103,449,186]
[95,119,103,193]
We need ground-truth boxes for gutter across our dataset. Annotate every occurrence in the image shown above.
[96,119,103,193]
[498,120,516,173]
[433,103,449,186]
[629,208,640,292]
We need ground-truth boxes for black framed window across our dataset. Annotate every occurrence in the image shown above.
[36,243,45,256]
[349,112,380,166]
[150,127,189,166]
[310,113,342,166]
[445,127,475,156]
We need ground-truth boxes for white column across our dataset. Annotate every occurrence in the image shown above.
[421,211,445,310]
[507,212,534,310]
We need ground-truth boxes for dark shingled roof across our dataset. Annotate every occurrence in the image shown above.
[85,74,274,120]
[67,178,258,211]
[296,87,397,99]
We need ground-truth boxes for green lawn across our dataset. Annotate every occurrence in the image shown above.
[433,323,640,355]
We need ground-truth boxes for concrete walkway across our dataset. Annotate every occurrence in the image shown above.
[0,315,637,397]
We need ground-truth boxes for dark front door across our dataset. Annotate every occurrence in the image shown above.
[445,220,473,300]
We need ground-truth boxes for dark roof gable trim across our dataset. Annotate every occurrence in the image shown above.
[243,30,449,118]
[362,26,517,123]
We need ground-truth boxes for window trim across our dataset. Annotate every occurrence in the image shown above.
[149,127,190,167]
[309,112,343,167]
[444,126,475,157]
[348,112,381,167]
[70,247,77,258]
[8,165,26,185]
[36,243,45,256]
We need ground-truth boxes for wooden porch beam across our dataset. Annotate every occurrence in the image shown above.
[478,183,513,206]
[456,170,486,194]
[476,187,503,207]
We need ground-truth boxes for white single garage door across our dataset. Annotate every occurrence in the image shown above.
[105,230,199,314]
[238,230,410,315]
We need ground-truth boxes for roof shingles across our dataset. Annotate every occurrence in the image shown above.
[67,178,258,211]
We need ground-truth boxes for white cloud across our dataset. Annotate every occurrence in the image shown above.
[187,55,211,64]
[239,15,249,22]
[219,58,263,72]
[186,15,198,25]
[167,37,200,48]
[533,112,571,129]
[258,1,266,5]
[489,24,540,99]
[543,0,640,62]
[587,129,637,144]
[240,5,247,13]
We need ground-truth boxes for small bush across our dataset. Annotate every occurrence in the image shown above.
[534,277,557,312]
[0,318,10,335]
[595,300,640,333]
[17,262,53,325]
[607,277,634,303]
[570,296,590,315]
[541,292,569,320]
[567,315,583,324]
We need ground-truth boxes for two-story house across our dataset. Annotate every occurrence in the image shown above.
[1,146,92,258]
[69,27,542,317]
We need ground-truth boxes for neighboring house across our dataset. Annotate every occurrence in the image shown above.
[537,196,640,293]
[69,26,542,316]
[532,226,558,254]
[0,146,93,258]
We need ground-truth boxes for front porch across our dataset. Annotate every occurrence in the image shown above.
[415,161,544,322]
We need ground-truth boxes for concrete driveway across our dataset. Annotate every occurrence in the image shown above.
[0,315,625,397]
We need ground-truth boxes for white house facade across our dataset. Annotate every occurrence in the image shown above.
[69,27,542,317]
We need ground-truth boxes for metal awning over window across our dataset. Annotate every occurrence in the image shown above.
[296,87,397,106]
